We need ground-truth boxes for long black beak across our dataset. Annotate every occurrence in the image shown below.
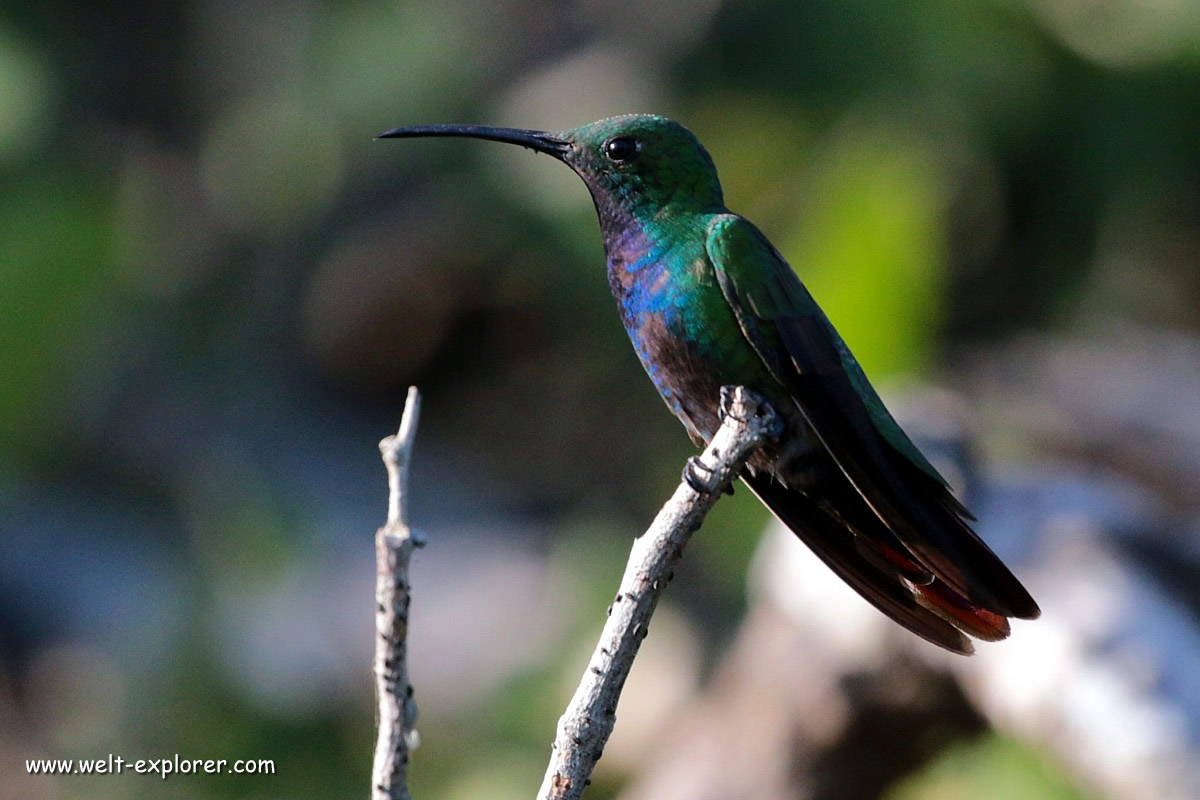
[377,124,571,159]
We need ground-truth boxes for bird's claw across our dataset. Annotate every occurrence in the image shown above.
[683,456,716,494]
[683,456,734,495]
[718,386,740,422]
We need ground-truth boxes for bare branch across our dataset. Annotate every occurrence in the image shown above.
[373,386,425,800]
[383,386,422,528]
[536,386,782,800]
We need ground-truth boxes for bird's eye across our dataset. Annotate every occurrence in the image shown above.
[604,136,640,163]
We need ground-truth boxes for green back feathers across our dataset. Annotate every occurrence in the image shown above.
[705,214,951,489]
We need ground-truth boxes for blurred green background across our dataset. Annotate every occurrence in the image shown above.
[3,0,1200,798]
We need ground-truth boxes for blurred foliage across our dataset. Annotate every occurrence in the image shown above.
[886,734,1095,800]
[2,0,1200,798]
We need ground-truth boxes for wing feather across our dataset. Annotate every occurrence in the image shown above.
[707,214,1038,620]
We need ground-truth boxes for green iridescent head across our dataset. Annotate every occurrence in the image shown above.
[380,114,725,219]
[554,115,724,217]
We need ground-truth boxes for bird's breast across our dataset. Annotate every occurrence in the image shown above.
[606,238,753,444]
[603,224,820,476]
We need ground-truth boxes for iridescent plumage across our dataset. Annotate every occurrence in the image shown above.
[381,114,1039,653]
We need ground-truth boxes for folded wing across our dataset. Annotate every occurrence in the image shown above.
[706,213,1039,628]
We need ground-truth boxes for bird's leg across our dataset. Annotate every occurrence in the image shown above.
[688,386,785,495]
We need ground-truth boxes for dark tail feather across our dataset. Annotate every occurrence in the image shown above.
[743,473,979,654]
[880,441,1041,621]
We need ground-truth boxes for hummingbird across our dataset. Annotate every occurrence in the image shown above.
[380,115,1039,653]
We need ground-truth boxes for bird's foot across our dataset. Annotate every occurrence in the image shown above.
[683,456,734,496]
[719,385,785,440]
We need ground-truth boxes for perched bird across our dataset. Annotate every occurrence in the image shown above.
[380,115,1039,653]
